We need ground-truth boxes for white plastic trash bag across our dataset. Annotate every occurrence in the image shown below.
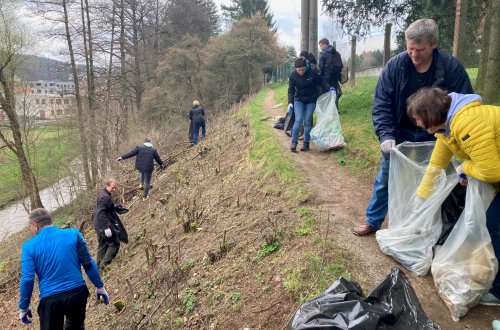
[376,142,459,276]
[431,178,498,321]
[310,92,345,151]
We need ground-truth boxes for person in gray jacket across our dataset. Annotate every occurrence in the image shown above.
[117,138,165,200]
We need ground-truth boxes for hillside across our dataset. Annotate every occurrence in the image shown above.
[0,87,496,329]
[16,55,84,82]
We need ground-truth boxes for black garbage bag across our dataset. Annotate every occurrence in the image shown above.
[284,111,304,138]
[274,116,286,130]
[436,183,466,246]
[287,267,440,330]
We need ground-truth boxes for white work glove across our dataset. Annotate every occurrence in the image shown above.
[116,157,122,161]
[19,308,32,324]
[380,139,396,153]
[456,164,468,186]
[104,228,112,238]
[287,103,293,114]
[96,287,109,305]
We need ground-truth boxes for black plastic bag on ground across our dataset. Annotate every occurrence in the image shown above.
[287,267,440,330]
[284,111,304,138]
[436,183,466,246]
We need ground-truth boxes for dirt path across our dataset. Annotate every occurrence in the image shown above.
[263,90,495,330]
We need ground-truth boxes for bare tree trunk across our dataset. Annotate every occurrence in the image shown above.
[62,0,92,188]
[0,71,43,210]
[452,0,469,63]
[350,35,356,86]
[475,0,491,92]
[383,23,391,65]
[83,0,98,183]
[483,0,500,103]
[131,2,143,115]
[120,0,129,139]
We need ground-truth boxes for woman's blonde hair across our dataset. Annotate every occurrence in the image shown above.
[193,100,200,106]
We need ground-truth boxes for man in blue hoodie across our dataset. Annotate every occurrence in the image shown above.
[19,208,109,329]
[117,138,165,201]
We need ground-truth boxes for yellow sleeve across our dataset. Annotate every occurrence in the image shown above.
[416,138,454,199]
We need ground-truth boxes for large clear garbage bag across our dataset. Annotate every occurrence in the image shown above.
[310,92,345,151]
[376,142,459,276]
[431,178,498,321]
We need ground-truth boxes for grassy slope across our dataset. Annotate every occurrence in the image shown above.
[0,125,79,209]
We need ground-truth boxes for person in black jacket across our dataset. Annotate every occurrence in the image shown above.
[318,38,343,108]
[189,100,206,145]
[117,138,165,200]
[352,19,473,236]
[288,57,333,152]
[93,178,120,270]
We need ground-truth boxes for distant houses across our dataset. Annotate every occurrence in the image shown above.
[0,80,77,121]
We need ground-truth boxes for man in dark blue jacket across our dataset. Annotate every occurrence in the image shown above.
[117,138,165,200]
[19,208,109,329]
[352,19,473,236]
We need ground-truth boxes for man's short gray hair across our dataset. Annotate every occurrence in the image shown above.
[29,208,53,227]
[405,19,439,45]
[105,178,117,187]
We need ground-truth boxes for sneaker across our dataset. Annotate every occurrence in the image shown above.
[290,142,297,152]
[142,196,149,202]
[352,224,377,236]
[479,292,500,306]
[300,142,310,152]
[493,320,500,330]
[139,184,144,190]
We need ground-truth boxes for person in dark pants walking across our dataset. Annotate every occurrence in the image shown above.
[117,138,165,201]
[93,178,121,270]
[19,208,109,329]
[189,100,206,145]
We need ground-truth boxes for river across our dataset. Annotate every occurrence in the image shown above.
[0,176,84,241]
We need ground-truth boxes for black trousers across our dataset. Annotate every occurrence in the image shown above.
[96,232,120,270]
[37,285,89,330]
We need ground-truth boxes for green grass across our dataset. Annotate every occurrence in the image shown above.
[274,77,381,178]
[246,89,310,200]
[0,125,79,209]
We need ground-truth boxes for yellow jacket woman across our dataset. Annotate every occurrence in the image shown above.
[407,86,500,306]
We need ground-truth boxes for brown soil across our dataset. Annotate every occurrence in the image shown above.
[0,90,495,330]
[264,90,496,330]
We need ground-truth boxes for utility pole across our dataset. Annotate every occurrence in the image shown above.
[309,0,318,56]
[300,0,309,52]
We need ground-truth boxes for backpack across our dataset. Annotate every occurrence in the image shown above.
[325,48,343,74]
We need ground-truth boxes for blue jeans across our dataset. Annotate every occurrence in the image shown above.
[365,128,434,229]
[292,101,315,144]
[192,121,206,144]
[487,190,500,298]
[140,170,153,197]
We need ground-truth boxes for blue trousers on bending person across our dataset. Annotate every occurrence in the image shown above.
[292,100,315,146]
[192,121,206,145]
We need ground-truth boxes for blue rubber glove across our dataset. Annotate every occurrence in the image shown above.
[19,308,32,324]
[456,164,468,186]
[96,287,109,305]
[329,87,336,93]
[287,103,293,114]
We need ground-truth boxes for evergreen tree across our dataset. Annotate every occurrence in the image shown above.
[221,0,277,31]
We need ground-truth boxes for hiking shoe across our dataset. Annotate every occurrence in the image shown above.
[479,292,500,306]
[493,320,500,330]
[290,142,297,152]
[300,142,310,152]
[352,224,377,236]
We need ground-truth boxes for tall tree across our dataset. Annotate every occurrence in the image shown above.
[221,0,277,31]
[0,0,43,210]
[483,0,500,103]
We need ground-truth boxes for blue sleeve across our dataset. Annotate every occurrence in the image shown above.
[372,60,397,142]
[447,58,474,94]
[121,146,139,160]
[19,244,35,310]
[77,233,103,288]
